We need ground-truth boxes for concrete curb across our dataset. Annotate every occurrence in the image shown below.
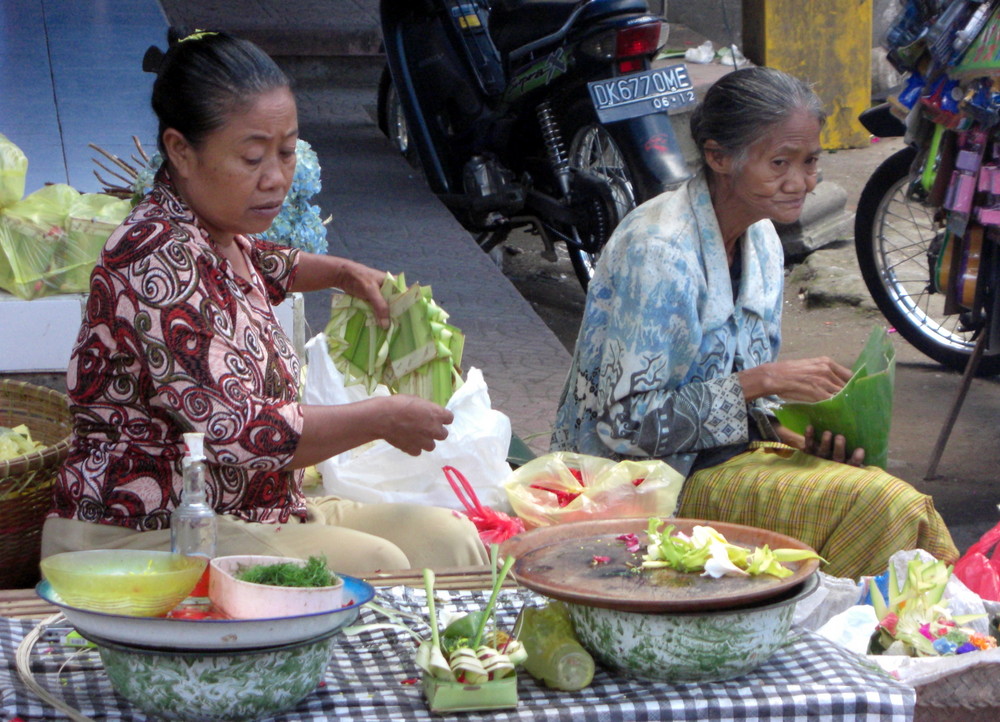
[776,182,854,260]
[787,242,878,312]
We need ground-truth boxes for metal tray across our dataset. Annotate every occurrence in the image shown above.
[35,574,374,650]
[501,517,820,612]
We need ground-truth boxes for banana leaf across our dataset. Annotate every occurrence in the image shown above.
[774,326,895,469]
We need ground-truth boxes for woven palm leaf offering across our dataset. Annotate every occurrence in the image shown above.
[325,272,465,406]
[0,424,43,461]
[867,556,998,657]
[774,325,895,469]
[416,549,526,712]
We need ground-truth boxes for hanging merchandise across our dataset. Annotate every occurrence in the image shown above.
[882,0,1000,317]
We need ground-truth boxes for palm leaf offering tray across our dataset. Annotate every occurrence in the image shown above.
[500,518,820,612]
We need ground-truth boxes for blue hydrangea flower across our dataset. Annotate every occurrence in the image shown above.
[931,637,957,655]
[261,138,328,254]
[132,151,163,203]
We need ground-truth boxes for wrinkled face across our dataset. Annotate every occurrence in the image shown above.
[170,86,298,242]
[727,110,822,226]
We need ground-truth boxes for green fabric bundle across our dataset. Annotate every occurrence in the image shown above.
[774,326,896,469]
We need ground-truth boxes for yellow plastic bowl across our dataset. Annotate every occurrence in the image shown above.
[40,550,206,617]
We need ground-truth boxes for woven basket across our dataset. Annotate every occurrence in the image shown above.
[914,662,1000,721]
[0,380,72,589]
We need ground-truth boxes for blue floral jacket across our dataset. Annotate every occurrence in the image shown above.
[551,171,785,476]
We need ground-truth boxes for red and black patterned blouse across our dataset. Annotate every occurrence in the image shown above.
[49,170,306,530]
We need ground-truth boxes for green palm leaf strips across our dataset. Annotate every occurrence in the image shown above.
[325,272,465,406]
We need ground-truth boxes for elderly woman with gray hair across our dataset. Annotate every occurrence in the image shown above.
[551,67,957,579]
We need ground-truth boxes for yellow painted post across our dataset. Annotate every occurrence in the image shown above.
[742,0,872,149]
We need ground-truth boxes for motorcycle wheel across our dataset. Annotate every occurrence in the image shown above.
[376,67,419,168]
[854,145,1000,375]
[563,109,652,288]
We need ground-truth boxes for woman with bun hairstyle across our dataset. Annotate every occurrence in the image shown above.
[42,29,488,574]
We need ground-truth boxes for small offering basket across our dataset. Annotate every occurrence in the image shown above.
[422,671,518,713]
[416,559,524,713]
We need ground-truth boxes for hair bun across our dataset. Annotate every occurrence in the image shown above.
[142,45,165,74]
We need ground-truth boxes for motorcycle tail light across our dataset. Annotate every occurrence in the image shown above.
[580,20,665,62]
[580,30,617,60]
[615,21,663,59]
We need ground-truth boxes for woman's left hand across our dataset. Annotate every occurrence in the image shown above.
[803,425,865,466]
[294,253,391,327]
[332,258,390,328]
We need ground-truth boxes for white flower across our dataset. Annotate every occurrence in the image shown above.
[702,540,749,578]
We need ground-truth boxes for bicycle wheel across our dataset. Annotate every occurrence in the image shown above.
[854,146,1000,375]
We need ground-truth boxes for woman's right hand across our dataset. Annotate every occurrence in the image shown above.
[292,395,453,468]
[378,395,454,456]
[738,356,853,402]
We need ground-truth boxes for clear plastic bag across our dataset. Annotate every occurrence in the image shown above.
[0,133,27,208]
[0,184,77,299]
[503,452,684,529]
[304,333,514,512]
[0,185,128,299]
[62,192,130,293]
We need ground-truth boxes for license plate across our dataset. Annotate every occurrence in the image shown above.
[588,64,696,123]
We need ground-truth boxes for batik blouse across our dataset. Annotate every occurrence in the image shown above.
[551,171,785,477]
[50,170,306,530]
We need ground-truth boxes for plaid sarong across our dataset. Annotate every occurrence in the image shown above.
[679,442,959,579]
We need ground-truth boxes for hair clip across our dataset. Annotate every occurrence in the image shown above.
[179,30,218,44]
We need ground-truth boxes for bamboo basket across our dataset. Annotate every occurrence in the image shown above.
[0,380,72,589]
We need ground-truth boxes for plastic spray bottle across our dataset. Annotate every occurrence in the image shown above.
[519,601,595,691]
[170,432,217,598]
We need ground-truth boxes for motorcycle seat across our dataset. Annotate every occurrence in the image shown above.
[490,0,649,58]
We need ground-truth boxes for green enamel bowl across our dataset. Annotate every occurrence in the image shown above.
[82,629,339,721]
[565,573,819,683]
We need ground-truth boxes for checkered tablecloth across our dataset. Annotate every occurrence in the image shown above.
[1,586,914,721]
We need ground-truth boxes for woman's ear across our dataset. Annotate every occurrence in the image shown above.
[703,140,733,177]
[162,128,193,178]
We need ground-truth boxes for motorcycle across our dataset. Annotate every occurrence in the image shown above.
[377,0,695,288]
[854,0,1000,376]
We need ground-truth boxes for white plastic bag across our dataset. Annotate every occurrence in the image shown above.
[684,40,715,64]
[303,333,514,511]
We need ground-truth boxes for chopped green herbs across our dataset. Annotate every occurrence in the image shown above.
[235,555,339,588]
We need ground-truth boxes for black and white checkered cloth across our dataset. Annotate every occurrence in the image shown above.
[1,586,914,721]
